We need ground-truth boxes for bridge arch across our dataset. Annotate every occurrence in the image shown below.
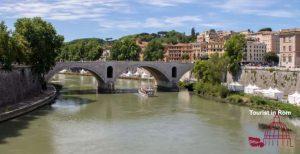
[114,64,170,83]
[45,65,105,85]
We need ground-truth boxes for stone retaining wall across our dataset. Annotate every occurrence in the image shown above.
[227,67,300,95]
[0,85,56,122]
[0,67,42,107]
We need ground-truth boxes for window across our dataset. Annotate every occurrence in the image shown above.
[288,55,292,62]
[283,56,286,62]
[172,67,177,78]
[107,66,113,78]
[283,46,286,52]
[289,46,292,51]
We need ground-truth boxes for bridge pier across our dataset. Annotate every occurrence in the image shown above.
[156,81,179,92]
[98,82,115,93]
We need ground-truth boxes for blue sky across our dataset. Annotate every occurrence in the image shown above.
[0,0,299,41]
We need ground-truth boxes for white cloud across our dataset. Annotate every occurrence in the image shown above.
[214,0,296,18]
[98,15,204,29]
[0,0,130,20]
[139,0,195,7]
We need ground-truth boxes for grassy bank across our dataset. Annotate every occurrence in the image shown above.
[187,82,300,118]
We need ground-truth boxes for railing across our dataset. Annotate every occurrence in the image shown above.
[243,66,300,72]
[57,60,193,64]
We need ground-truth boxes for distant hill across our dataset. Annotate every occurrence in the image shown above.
[119,30,196,44]
[66,38,106,45]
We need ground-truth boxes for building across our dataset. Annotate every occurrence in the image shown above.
[207,41,225,57]
[197,29,219,43]
[164,43,194,62]
[251,31,280,53]
[191,42,208,60]
[279,28,300,68]
[239,29,254,37]
[243,40,266,64]
[196,29,232,57]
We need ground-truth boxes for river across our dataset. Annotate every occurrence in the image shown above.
[0,74,299,154]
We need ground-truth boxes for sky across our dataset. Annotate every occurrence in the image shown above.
[0,0,299,41]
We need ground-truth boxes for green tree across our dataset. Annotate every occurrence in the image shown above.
[14,17,64,89]
[110,38,141,61]
[190,27,197,41]
[259,27,272,32]
[0,21,13,70]
[264,52,279,65]
[224,34,246,81]
[58,38,103,61]
[193,54,228,84]
[199,53,209,60]
[182,53,190,61]
[191,27,196,37]
[144,39,164,61]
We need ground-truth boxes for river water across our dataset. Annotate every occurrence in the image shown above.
[0,74,300,154]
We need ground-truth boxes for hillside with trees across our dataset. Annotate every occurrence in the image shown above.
[57,38,104,61]
[120,30,196,44]
[110,38,141,61]
[57,29,197,61]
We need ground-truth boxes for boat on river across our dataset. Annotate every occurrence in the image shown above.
[138,87,155,97]
[138,78,156,97]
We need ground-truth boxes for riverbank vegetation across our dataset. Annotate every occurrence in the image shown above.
[227,94,300,118]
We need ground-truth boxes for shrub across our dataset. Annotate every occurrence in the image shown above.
[194,82,229,98]
[178,81,194,91]
[251,96,267,105]
[217,85,230,98]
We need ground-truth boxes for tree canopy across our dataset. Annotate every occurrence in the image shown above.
[264,52,279,65]
[58,38,104,61]
[193,54,228,84]
[110,38,141,61]
[259,27,272,32]
[14,17,64,78]
[0,21,12,70]
[119,30,195,44]
[182,53,190,61]
[224,34,246,81]
[143,40,164,61]
[0,18,64,88]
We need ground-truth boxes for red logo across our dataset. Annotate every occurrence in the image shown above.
[248,137,264,148]
[248,114,293,148]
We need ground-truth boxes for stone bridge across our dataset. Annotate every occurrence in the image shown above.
[46,61,194,93]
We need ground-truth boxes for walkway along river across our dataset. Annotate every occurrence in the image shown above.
[0,74,300,154]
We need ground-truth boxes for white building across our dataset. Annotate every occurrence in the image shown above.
[279,28,300,68]
[251,31,280,54]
